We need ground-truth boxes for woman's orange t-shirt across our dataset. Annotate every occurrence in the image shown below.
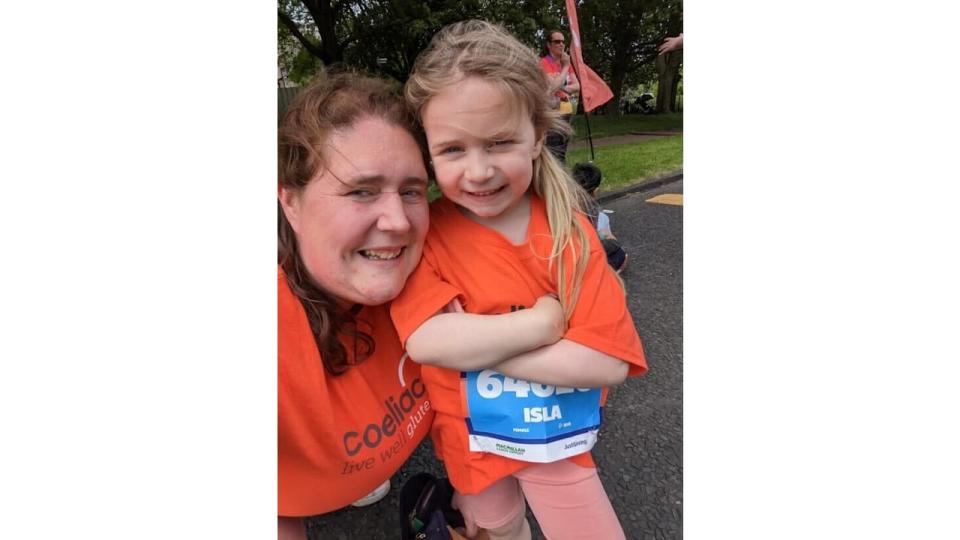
[278,268,435,516]
[390,195,646,495]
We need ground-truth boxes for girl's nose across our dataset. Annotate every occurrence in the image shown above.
[465,152,494,183]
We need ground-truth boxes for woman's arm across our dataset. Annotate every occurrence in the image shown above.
[547,69,568,93]
[564,69,581,96]
[659,33,683,54]
[491,339,629,388]
[546,52,572,93]
[404,295,565,371]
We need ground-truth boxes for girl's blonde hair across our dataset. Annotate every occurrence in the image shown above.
[405,19,594,320]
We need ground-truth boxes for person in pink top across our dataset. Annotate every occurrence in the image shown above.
[540,29,580,164]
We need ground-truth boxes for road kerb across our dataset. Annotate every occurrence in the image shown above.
[596,171,683,204]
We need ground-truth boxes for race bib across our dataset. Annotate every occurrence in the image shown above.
[463,369,602,463]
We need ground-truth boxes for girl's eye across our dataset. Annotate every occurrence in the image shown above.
[440,146,463,155]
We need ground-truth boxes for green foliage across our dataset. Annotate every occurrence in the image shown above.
[277,0,682,117]
[287,45,325,85]
[566,136,682,192]
[278,0,680,85]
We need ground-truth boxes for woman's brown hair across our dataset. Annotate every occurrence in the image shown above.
[278,72,428,375]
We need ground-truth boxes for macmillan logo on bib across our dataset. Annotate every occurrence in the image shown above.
[494,442,526,456]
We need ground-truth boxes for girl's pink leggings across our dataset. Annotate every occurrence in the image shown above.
[453,458,626,540]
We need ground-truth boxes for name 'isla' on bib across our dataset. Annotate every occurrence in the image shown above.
[523,405,562,423]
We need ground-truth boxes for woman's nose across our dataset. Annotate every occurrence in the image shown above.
[376,192,411,233]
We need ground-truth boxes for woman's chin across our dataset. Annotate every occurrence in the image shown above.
[342,283,405,307]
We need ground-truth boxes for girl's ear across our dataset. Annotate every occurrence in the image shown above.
[532,135,544,159]
[278,184,302,234]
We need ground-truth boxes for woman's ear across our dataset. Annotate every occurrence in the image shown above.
[278,185,302,234]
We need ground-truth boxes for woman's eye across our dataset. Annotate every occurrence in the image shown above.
[401,189,426,201]
[346,189,376,199]
[491,140,514,147]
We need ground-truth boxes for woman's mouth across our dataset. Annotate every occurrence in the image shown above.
[359,247,403,260]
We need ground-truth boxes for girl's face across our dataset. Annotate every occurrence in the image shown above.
[279,117,429,307]
[421,77,543,223]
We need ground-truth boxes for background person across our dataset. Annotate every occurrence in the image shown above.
[572,162,628,274]
[277,73,436,540]
[540,29,580,164]
[658,32,683,54]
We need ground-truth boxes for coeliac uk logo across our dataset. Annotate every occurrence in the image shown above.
[338,353,431,475]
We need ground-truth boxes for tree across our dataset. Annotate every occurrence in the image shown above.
[652,1,682,113]
[276,0,683,107]
[655,50,681,112]
[277,0,345,65]
[575,0,682,116]
[278,0,566,83]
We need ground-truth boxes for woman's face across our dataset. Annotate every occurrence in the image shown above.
[279,116,429,307]
[548,32,566,57]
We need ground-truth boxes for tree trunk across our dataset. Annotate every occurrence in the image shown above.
[655,50,682,113]
[609,64,626,118]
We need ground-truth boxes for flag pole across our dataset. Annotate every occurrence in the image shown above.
[566,59,596,162]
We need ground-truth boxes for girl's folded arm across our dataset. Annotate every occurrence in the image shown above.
[490,339,629,388]
[404,295,565,370]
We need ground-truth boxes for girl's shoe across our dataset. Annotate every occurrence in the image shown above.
[351,480,391,507]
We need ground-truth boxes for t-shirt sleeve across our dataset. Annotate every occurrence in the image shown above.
[563,219,647,376]
[389,242,462,347]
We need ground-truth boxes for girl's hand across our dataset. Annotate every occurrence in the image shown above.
[531,294,565,347]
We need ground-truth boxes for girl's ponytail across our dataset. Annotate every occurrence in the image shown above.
[533,144,592,320]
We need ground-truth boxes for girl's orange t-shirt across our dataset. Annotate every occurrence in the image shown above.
[278,268,434,516]
[390,196,646,494]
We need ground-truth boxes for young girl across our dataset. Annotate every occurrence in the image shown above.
[390,20,646,540]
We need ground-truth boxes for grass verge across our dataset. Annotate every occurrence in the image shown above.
[566,135,682,192]
[569,113,683,140]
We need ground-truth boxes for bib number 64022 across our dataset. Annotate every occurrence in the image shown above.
[475,369,591,399]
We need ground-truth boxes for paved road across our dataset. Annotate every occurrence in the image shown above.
[306,178,684,539]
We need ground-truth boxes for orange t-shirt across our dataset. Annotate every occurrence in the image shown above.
[278,268,434,516]
[390,195,646,494]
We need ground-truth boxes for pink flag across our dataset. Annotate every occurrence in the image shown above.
[565,0,614,112]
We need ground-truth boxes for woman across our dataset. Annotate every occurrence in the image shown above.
[277,73,436,539]
[539,29,580,164]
